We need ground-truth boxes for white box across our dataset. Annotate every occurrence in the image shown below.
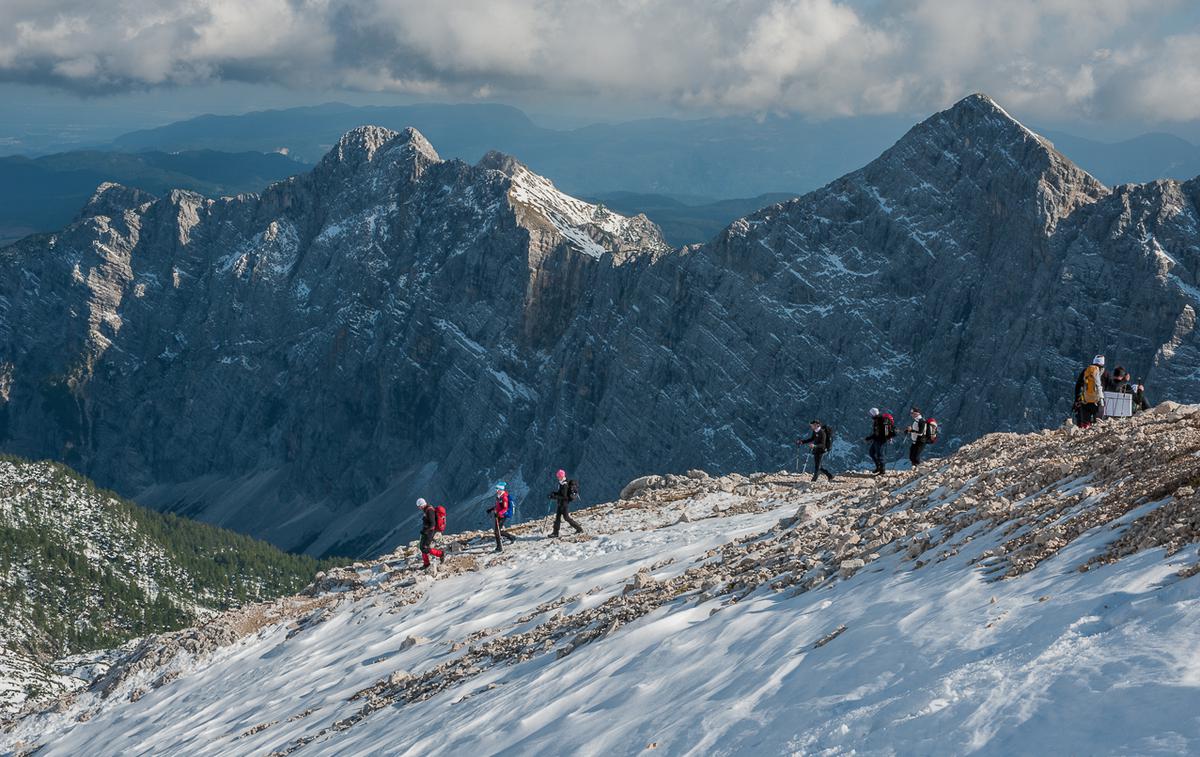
[1104,391,1133,418]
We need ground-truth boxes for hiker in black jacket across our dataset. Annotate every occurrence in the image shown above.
[547,469,584,537]
[797,420,835,482]
[904,408,928,467]
[864,408,892,475]
[1132,382,1151,413]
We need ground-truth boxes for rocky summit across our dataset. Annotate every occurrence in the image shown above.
[2,407,1197,754]
[1,94,1199,557]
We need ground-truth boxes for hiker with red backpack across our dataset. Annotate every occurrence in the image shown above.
[904,408,939,467]
[1074,355,1106,429]
[416,498,446,570]
[487,481,518,553]
[797,420,835,482]
[548,469,584,537]
[865,408,895,475]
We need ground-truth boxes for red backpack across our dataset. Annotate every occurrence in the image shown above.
[434,505,447,532]
[881,413,896,439]
[925,419,940,444]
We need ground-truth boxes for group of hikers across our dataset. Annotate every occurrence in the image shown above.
[795,353,1153,484]
[1073,355,1151,428]
[413,469,585,570]
[796,407,940,482]
[411,354,1155,566]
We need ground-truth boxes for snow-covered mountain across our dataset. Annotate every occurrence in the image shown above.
[0,457,327,713]
[1,94,1199,558]
[3,405,1198,754]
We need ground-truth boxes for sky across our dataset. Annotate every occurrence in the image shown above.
[1,0,1199,150]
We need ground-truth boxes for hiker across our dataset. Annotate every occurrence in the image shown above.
[547,469,584,537]
[904,408,928,467]
[864,408,894,475]
[487,481,517,553]
[1132,382,1151,413]
[797,420,835,482]
[1109,366,1131,394]
[416,498,445,570]
[1074,356,1106,429]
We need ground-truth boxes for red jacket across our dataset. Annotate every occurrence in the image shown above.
[494,490,510,519]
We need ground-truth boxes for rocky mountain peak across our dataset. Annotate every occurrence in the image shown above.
[317,125,441,175]
[78,182,155,221]
[476,149,525,177]
[851,92,1108,233]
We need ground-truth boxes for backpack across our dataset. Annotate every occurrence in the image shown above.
[881,413,896,440]
[567,479,580,502]
[1080,365,1103,404]
[434,505,447,533]
[924,419,940,444]
[820,424,834,452]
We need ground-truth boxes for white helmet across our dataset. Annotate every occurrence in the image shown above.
[1093,355,1105,366]
[869,407,880,416]
[416,497,427,508]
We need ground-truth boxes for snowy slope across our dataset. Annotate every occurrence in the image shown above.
[3,405,1199,755]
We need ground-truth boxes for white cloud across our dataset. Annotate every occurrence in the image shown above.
[0,0,1196,121]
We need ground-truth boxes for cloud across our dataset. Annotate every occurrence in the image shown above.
[0,0,1197,122]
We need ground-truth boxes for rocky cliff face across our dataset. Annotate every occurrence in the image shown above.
[0,125,668,556]
[2,95,1199,557]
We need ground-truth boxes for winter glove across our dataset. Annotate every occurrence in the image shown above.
[486,507,495,515]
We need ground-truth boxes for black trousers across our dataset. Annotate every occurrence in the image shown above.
[868,440,886,472]
[909,440,926,467]
[493,515,516,548]
[553,501,582,535]
[811,451,834,481]
[1079,402,1100,427]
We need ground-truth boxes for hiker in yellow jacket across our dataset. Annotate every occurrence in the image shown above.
[1074,355,1106,429]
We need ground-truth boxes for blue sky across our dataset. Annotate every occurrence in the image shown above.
[2,0,1198,149]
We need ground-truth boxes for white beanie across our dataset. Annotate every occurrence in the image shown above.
[1093,355,1105,366]
[869,407,880,416]
[416,497,427,508]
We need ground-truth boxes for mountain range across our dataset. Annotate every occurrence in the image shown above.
[1,94,1198,558]
[5,102,1199,251]
[91,101,1200,196]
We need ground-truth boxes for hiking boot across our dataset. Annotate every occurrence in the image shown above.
[506,534,517,543]
[549,532,560,538]
[573,527,584,535]
[493,546,503,553]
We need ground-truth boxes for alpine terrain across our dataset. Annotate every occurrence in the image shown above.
[1,94,1199,558]
[0,457,329,713]
[2,404,1198,754]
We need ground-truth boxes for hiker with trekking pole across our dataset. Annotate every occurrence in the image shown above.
[796,420,835,482]
[486,481,518,553]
